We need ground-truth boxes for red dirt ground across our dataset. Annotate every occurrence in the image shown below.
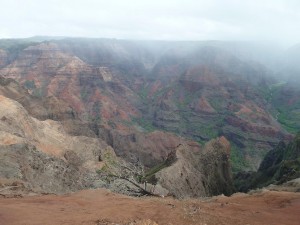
[0,189,299,225]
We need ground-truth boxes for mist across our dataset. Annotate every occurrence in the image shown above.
[0,0,299,47]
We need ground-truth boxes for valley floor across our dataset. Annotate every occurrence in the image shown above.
[0,189,299,225]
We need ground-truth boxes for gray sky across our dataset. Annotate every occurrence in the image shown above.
[0,0,299,45]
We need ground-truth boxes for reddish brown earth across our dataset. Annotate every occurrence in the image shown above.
[0,40,293,170]
[0,189,299,225]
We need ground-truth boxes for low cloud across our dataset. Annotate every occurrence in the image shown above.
[0,0,299,45]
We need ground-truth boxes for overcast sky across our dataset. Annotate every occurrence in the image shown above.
[0,0,299,45]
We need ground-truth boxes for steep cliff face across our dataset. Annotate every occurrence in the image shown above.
[156,137,234,198]
[235,134,300,192]
[98,127,201,168]
[257,134,300,185]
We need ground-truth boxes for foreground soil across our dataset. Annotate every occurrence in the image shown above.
[0,189,299,225]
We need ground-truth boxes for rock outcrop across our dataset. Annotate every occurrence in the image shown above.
[156,137,234,198]
[98,127,200,167]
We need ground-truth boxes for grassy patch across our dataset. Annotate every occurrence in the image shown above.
[132,117,156,132]
[138,86,149,101]
[230,144,250,172]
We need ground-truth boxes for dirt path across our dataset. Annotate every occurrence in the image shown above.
[0,189,299,225]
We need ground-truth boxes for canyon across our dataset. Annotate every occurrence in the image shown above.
[1,38,298,171]
[0,37,300,224]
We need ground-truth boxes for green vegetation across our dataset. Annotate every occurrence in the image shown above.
[230,144,250,172]
[138,86,149,101]
[194,124,218,139]
[256,82,286,103]
[143,162,167,183]
[257,81,300,134]
[24,80,36,90]
[144,151,176,183]
[0,39,38,57]
[132,117,156,132]
[234,134,300,192]
[92,101,102,123]
[176,92,194,109]
[277,110,300,133]
[209,97,224,111]
[145,161,168,178]
[32,87,45,98]
[80,89,89,101]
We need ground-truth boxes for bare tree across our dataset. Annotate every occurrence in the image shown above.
[98,157,159,196]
